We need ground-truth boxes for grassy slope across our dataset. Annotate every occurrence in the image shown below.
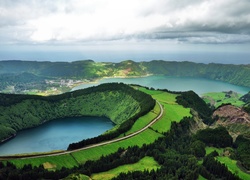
[205,147,250,180]
[202,92,245,108]
[8,88,191,169]
[139,87,191,133]
[91,156,160,180]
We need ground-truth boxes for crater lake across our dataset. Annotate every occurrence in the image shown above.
[0,117,113,155]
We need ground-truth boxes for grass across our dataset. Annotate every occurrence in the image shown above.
[205,147,250,180]
[91,156,160,180]
[202,92,245,108]
[121,102,161,136]
[10,154,78,169]
[71,129,163,164]
[148,89,191,133]
[198,175,207,180]
[217,156,250,180]
[205,147,223,155]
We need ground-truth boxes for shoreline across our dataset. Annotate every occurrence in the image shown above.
[71,74,153,91]
[0,134,16,144]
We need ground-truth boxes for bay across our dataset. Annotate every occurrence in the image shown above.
[73,75,250,95]
[0,117,113,155]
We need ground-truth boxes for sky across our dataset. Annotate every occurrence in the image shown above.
[0,0,250,63]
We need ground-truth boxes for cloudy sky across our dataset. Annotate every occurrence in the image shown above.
[0,0,250,63]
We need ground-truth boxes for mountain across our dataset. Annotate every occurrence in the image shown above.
[0,60,249,88]
[0,83,155,142]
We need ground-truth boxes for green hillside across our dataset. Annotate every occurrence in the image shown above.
[0,60,249,93]
[0,83,155,142]
[0,86,248,179]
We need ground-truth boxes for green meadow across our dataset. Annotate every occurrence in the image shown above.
[217,156,250,180]
[205,147,250,180]
[91,156,160,180]
[202,92,245,108]
[139,88,191,133]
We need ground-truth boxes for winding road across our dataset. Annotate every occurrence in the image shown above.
[0,100,163,160]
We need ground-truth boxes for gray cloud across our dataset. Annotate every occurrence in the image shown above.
[0,0,250,45]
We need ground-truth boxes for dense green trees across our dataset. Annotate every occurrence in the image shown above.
[234,135,250,170]
[195,127,233,148]
[176,90,213,124]
[201,151,240,180]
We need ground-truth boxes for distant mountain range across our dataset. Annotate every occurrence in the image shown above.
[0,60,250,87]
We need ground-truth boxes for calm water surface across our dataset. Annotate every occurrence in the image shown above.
[0,117,113,155]
[73,75,250,95]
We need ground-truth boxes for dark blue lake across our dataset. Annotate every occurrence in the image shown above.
[0,117,113,155]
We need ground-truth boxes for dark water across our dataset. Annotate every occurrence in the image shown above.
[0,117,113,155]
[73,75,250,95]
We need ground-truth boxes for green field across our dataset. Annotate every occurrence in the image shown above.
[205,147,250,180]
[91,156,160,180]
[139,88,191,133]
[202,92,245,108]
[71,129,163,164]
[205,147,223,155]
[217,156,250,180]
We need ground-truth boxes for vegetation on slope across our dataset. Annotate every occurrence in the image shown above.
[0,60,250,92]
[176,90,213,125]
[0,83,155,142]
[202,91,245,109]
[142,60,250,87]
[1,87,247,179]
[195,127,233,148]
[234,135,250,170]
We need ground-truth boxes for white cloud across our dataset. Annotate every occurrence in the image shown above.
[0,0,250,44]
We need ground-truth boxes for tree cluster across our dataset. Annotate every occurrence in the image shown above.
[176,90,213,125]
[201,151,240,180]
[234,135,250,170]
[195,126,233,148]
